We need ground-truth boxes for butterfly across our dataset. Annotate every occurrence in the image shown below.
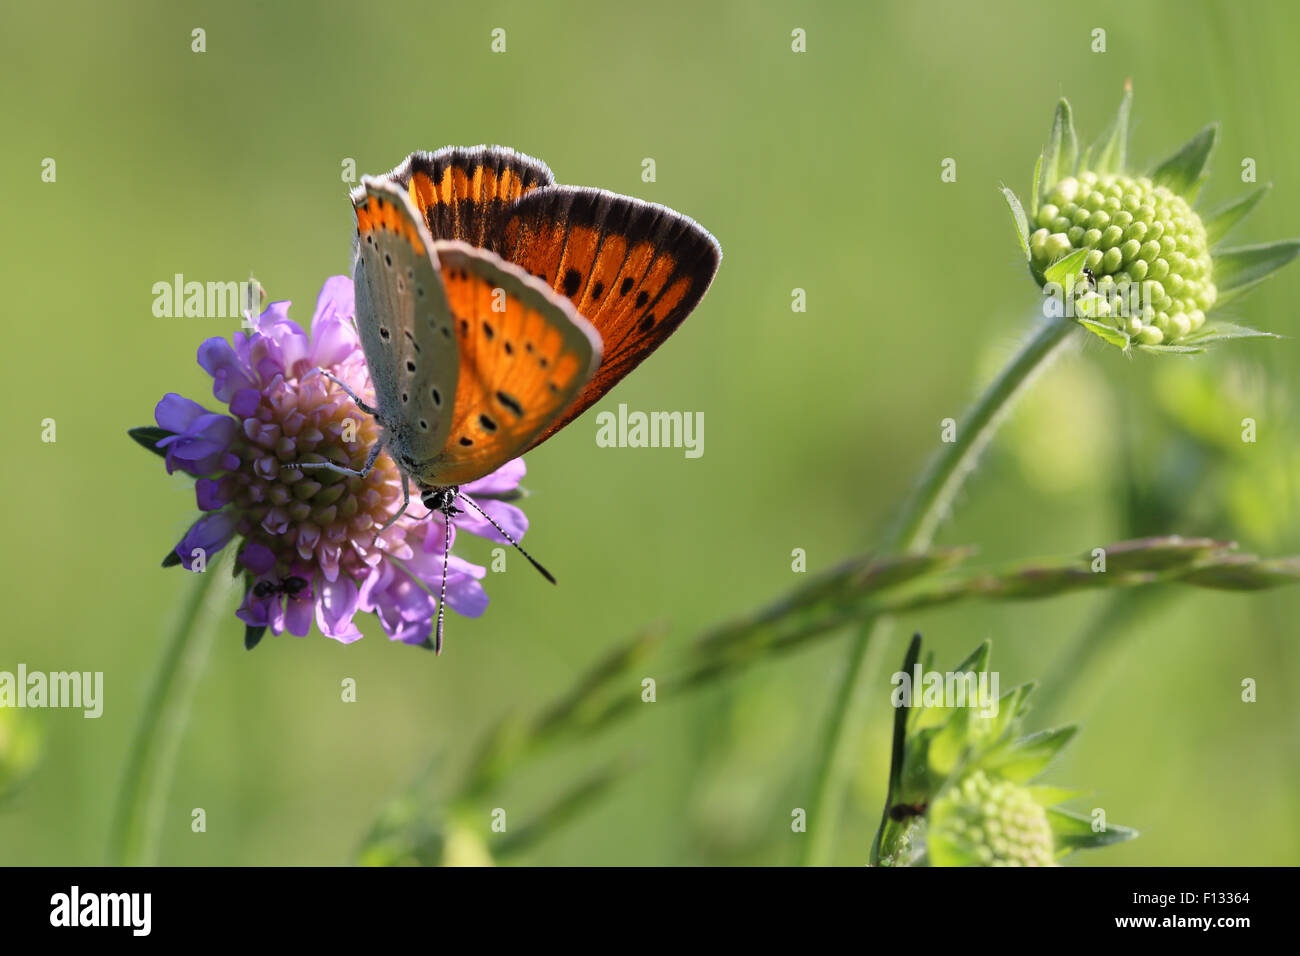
[295,146,721,647]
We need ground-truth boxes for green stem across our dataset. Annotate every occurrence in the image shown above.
[803,315,1076,866]
[107,568,227,865]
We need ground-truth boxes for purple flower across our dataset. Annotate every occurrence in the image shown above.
[140,276,531,651]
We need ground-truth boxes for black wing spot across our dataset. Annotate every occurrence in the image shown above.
[495,391,523,416]
[479,414,498,432]
[639,313,655,333]
[406,360,416,372]
[548,382,560,394]
[459,436,473,446]
[562,269,582,297]
[459,319,469,336]
[385,253,393,268]
[418,419,429,431]
[482,321,495,340]
[635,290,649,308]
[539,356,549,368]
[504,341,514,355]
[525,341,535,353]
[591,280,604,300]
[620,277,634,296]
[379,327,390,340]
[442,326,452,338]
[431,388,442,406]
[401,392,409,404]
[417,286,425,298]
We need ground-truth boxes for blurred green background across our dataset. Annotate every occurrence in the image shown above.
[3,0,1299,865]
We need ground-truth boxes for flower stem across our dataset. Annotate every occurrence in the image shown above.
[802,315,1076,866]
[107,568,227,865]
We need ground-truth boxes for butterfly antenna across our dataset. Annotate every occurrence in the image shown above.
[456,493,557,584]
[434,514,451,654]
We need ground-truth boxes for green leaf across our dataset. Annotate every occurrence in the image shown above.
[1076,317,1130,349]
[1134,343,1206,355]
[979,726,1078,782]
[1149,123,1218,195]
[1184,321,1279,345]
[1030,152,1043,219]
[1213,239,1300,303]
[1090,82,1132,175]
[1047,807,1140,854]
[1039,99,1078,200]
[951,639,992,675]
[1000,187,1031,261]
[1025,784,1088,807]
[884,634,922,807]
[1203,185,1271,246]
[128,426,174,459]
[161,549,182,569]
[1043,247,1089,286]
[978,681,1034,747]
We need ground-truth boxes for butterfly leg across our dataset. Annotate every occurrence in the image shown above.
[307,368,379,417]
[375,472,412,533]
[289,434,385,479]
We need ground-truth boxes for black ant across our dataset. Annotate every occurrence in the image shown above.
[252,576,309,599]
[887,801,928,822]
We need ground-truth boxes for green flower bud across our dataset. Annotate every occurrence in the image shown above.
[928,771,1057,867]
[1044,232,1072,260]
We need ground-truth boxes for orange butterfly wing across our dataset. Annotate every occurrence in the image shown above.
[394,146,555,249]
[383,147,721,451]
[490,187,721,450]
[412,241,602,487]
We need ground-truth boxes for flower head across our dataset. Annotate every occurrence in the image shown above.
[1002,82,1300,353]
[873,638,1137,867]
[130,277,531,651]
[928,770,1055,867]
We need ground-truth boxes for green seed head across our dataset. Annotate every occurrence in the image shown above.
[1031,171,1214,344]
[928,771,1057,867]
